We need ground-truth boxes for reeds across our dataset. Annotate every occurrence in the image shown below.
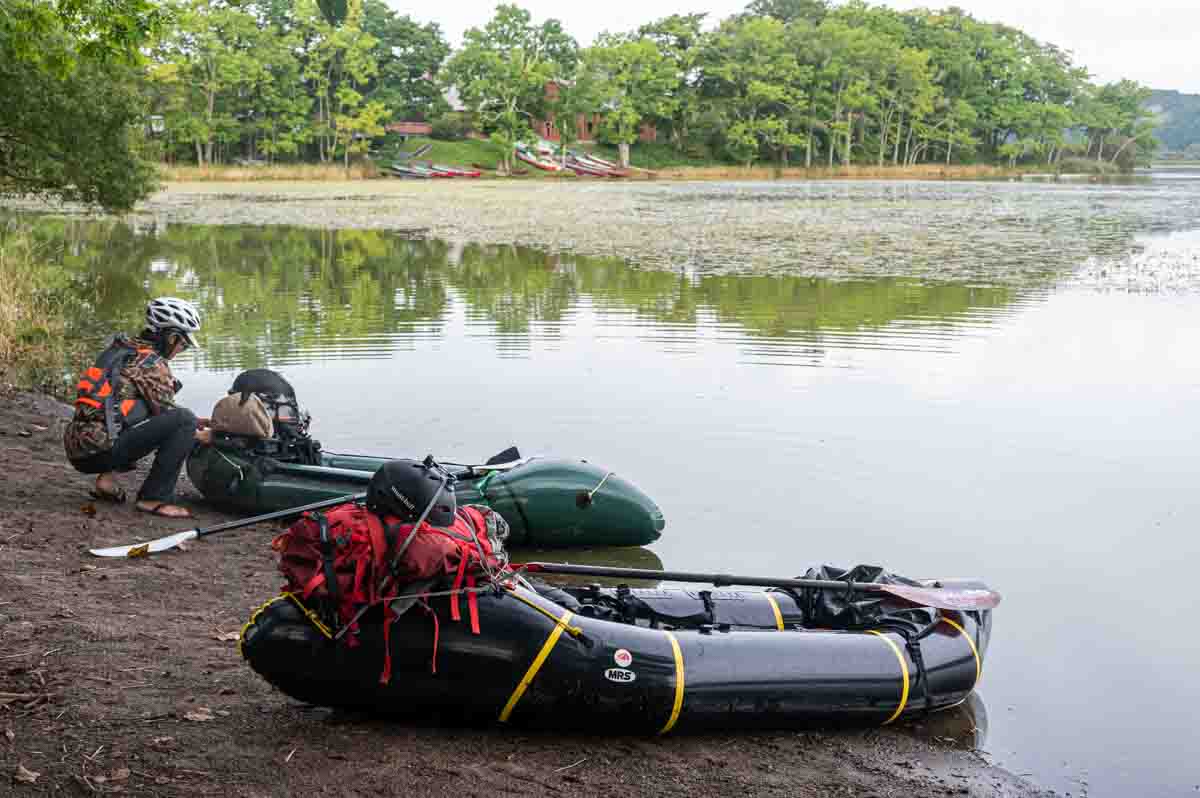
[655,163,1023,181]
[160,161,380,182]
[0,224,78,394]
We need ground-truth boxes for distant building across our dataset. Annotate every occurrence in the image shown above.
[385,120,433,136]
[534,81,657,144]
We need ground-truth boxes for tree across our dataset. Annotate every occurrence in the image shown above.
[744,0,828,25]
[0,0,164,69]
[587,35,679,168]
[1080,80,1156,168]
[699,16,811,167]
[0,0,161,209]
[637,13,707,152]
[548,70,600,165]
[443,4,576,174]
[298,0,380,163]
[154,0,269,165]
[361,0,450,121]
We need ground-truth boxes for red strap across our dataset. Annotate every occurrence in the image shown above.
[363,512,391,585]
[379,608,395,685]
[450,556,467,622]
[301,570,325,599]
[466,573,480,635]
[422,601,440,674]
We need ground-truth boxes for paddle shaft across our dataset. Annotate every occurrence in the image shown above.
[521,562,900,591]
[193,491,366,540]
[518,562,1001,610]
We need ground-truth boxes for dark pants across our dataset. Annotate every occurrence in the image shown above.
[73,408,197,503]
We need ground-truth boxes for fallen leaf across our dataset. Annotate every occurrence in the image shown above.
[216,710,231,717]
[4,729,13,743]
[81,503,97,517]
[214,631,239,642]
[183,708,214,722]
[151,736,174,746]
[127,544,149,559]
[110,768,130,782]
[218,686,235,696]
[31,424,47,432]
[155,776,170,785]
[14,764,39,784]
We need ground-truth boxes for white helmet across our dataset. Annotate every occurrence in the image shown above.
[145,297,201,348]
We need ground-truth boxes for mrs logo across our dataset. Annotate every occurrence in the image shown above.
[604,668,636,683]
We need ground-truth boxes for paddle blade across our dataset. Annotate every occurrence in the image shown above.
[89,529,199,558]
[880,583,1001,611]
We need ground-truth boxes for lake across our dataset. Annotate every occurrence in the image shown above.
[15,171,1200,796]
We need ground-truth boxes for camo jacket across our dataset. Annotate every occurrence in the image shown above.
[63,336,179,463]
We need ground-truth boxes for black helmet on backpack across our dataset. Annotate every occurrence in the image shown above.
[366,459,456,526]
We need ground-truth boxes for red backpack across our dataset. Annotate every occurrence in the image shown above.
[272,502,507,681]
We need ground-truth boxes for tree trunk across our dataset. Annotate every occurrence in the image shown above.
[618,140,630,169]
[844,112,852,165]
[878,110,888,168]
[1096,137,1104,162]
[195,139,204,165]
[893,115,902,166]
[945,136,952,165]
[806,123,813,168]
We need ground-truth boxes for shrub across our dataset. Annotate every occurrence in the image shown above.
[430,113,473,141]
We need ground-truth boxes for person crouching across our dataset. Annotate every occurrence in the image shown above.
[64,297,211,518]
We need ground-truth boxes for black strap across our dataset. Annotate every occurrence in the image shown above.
[316,513,339,606]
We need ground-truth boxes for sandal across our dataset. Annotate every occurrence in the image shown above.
[135,501,195,519]
[89,486,127,504]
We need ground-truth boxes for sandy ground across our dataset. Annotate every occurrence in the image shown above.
[0,388,1052,797]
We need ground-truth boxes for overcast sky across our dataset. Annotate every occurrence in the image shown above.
[394,0,1198,94]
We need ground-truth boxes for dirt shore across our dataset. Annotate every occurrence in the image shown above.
[0,389,1049,797]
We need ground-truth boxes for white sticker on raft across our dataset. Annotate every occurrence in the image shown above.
[604,668,637,684]
[614,649,633,667]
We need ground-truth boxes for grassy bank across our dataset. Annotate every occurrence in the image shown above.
[0,223,82,396]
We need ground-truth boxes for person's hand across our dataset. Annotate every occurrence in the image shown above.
[194,428,213,446]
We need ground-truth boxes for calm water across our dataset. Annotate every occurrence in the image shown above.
[15,173,1200,797]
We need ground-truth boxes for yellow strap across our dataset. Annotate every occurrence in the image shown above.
[503,587,585,638]
[941,616,982,686]
[658,631,685,735]
[868,630,910,725]
[764,593,785,631]
[498,607,573,723]
[237,593,333,659]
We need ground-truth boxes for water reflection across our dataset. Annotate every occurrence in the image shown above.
[24,218,1030,371]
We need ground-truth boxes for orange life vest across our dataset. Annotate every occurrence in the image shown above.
[74,336,153,438]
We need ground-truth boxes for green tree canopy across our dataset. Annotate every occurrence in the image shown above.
[0,0,161,209]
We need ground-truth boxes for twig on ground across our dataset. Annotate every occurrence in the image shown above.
[554,758,587,774]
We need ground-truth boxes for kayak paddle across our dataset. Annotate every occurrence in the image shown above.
[517,562,1001,611]
[88,492,367,558]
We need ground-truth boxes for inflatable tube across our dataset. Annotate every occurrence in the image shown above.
[240,583,989,732]
[186,446,665,547]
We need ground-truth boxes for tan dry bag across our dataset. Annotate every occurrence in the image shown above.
[210,393,273,439]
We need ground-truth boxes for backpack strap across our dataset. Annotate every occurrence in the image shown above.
[315,513,339,607]
[363,512,391,597]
